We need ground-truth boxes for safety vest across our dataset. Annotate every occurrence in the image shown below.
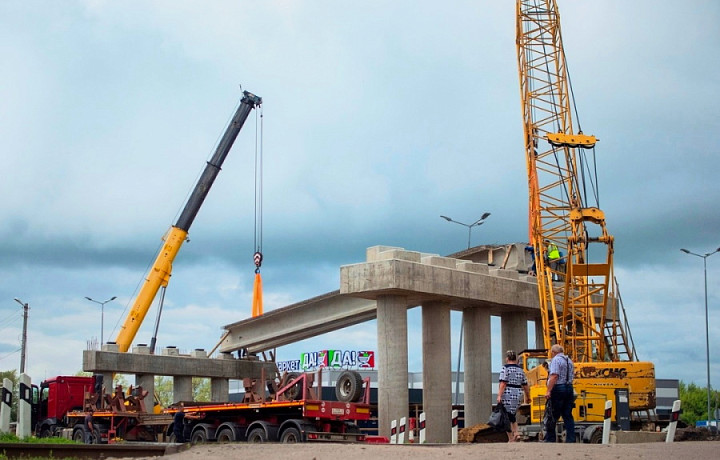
[548,244,560,260]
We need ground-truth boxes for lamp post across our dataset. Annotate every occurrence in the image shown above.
[85,296,117,345]
[440,212,491,249]
[13,298,29,374]
[681,246,720,428]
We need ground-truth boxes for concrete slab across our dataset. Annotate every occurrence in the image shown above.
[83,350,276,379]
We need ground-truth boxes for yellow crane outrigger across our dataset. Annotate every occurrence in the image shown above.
[114,91,262,352]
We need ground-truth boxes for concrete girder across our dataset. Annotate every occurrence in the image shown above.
[220,291,377,353]
[83,350,277,379]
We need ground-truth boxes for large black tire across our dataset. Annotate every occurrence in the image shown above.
[39,425,55,438]
[283,373,302,401]
[247,427,268,443]
[280,427,302,443]
[590,428,603,444]
[216,427,236,443]
[190,428,208,444]
[335,370,363,402]
[72,427,85,443]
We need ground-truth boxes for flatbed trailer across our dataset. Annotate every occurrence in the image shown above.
[47,370,372,444]
[64,410,173,443]
[167,396,372,443]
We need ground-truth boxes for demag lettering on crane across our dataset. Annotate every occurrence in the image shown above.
[277,350,375,373]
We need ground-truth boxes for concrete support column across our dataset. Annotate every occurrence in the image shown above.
[535,317,546,349]
[173,376,193,403]
[463,307,492,427]
[421,300,452,443]
[135,374,155,409]
[211,378,229,402]
[501,312,528,364]
[15,374,31,438]
[376,294,408,439]
[99,372,114,404]
[0,378,12,433]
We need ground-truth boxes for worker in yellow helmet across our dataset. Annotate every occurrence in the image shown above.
[547,242,560,281]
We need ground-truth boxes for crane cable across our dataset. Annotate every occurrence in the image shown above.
[251,105,264,317]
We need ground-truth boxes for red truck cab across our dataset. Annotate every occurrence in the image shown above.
[33,375,96,437]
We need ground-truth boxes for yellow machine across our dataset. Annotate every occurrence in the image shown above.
[114,91,262,352]
[516,0,655,431]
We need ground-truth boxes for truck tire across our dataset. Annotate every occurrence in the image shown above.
[247,426,268,443]
[590,428,603,444]
[283,373,303,401]
[216,427,236,443]
[335,370,363,402]
[190,428,208,444]
[72,427,85,443]
[39,425,55,438]
[280,427,302,443]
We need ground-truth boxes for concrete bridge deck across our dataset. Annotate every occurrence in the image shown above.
[219,243,539,354]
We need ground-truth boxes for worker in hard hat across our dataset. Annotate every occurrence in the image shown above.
[547,242,560,281]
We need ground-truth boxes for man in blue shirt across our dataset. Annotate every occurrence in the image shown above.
[544,344,575,442]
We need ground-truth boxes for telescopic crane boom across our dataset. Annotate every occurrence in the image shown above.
[114,91,262,352]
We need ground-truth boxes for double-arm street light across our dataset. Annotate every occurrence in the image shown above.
[440,212,490,404]
[85,296,117,346]
[681,246,720,427]
[441,212,491,249]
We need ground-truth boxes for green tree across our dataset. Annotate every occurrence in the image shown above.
[0,370,19,422]
[678,380,720,426]
[193,378,210,402]
[154,376,173,408]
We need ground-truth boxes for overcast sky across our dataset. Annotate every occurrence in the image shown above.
[1,1,719,391]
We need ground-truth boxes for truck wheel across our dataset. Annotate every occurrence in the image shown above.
[72,427,85,443]
[284,373,302,401]
[39,425,55,438]
[335,370,363,402]
[247,427,268,443]
[190,429,208,444]
[280,427,301,443]
[590,429,603,444]
[216,427,236,443]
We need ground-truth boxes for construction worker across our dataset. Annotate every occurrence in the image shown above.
[547,242,560,280]
[84,406,95,444]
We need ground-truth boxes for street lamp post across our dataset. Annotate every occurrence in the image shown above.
[681,246,720,429]
[441,212,491,249]
[85,296,117,345]
[13,298,29,374]
[440,213,490,405]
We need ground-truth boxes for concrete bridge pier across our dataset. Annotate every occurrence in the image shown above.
[174,376,192,403]
[534,317,546,348]
[501,312,528,362]
[211,378,229,401]
[421,300,452,443]
[462,307,492,427]
[135,374,155,404]
[376,294,408,440]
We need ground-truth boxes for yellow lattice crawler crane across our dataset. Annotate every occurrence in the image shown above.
[516,0,655,441]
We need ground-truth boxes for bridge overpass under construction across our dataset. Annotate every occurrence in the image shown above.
[219,243,566,443]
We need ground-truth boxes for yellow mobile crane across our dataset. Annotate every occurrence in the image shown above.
[114,91,262,352]
[516,0,655,439]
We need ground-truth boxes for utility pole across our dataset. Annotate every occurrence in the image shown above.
[13,298,29,374]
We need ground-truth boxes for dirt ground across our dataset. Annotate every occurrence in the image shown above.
[130,440,719,460]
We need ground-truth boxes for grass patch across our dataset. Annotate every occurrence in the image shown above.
[0,432,80,444]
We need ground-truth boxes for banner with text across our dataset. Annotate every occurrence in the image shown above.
[277,350,375,372]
